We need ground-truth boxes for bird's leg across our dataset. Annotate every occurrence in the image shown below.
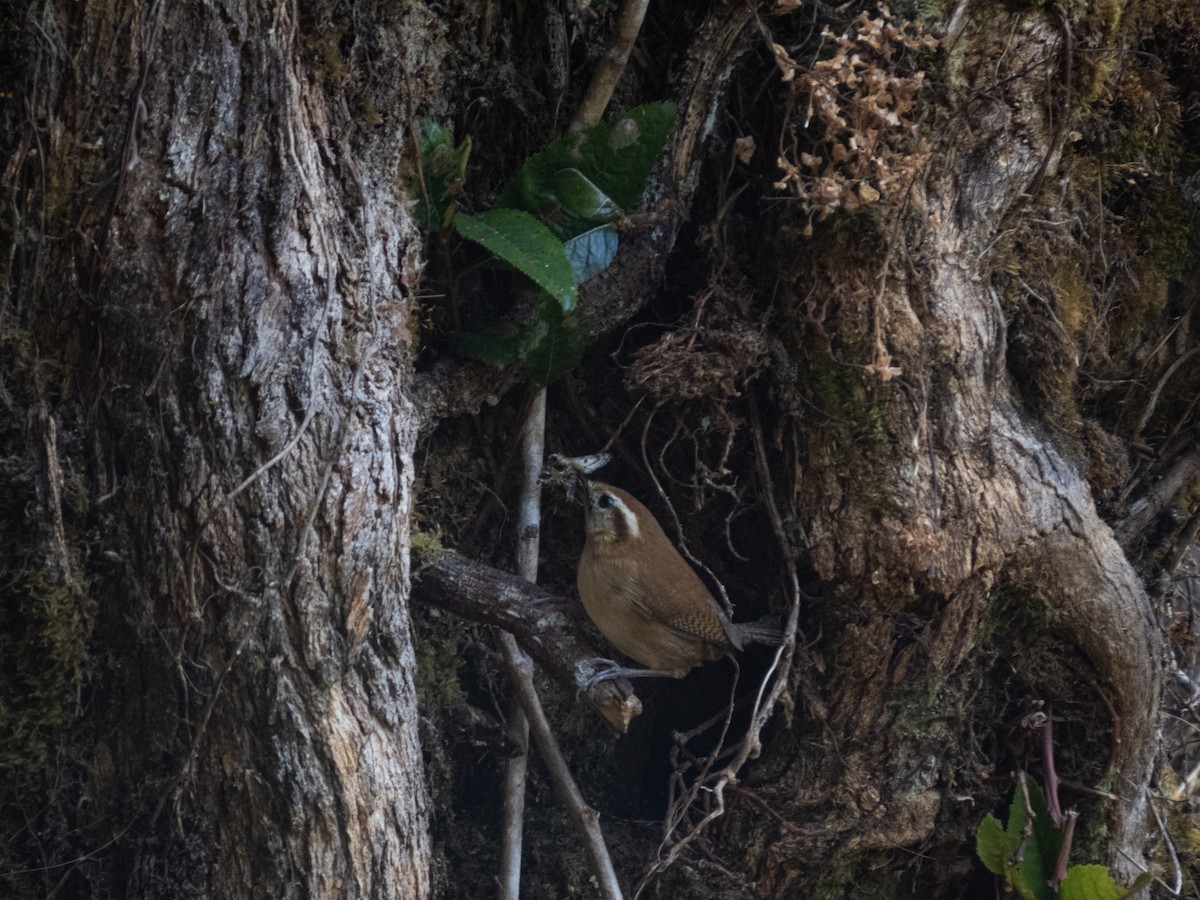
[582,658,684,688]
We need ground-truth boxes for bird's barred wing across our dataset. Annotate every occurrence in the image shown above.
[626,569,736,648]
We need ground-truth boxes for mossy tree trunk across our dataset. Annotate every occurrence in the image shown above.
[740,12,1166,891]
[3,0,1197,897]
[1,0,438,896]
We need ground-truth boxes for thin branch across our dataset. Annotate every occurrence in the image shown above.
[501,388,623,898]
[498,389,546,900]
[1040,717,1063,827]
[1013,771,1035,864]
[412,548,643,732]
[496,633,532,900]
[569,0,650,132]
[1132,348,1199,442]
[1115,444,1200,551]
[640,403,735,616]
[632,401,800,895]
[1048,809,1077,892]
[1165,503,1200,574]
[501,641,624,899]
[1150,797,1183,896]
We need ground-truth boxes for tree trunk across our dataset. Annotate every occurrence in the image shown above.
[4,0,1196,897]
[1,1,438,896]
[741,11,1163,889]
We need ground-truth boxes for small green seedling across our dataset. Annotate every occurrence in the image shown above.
[976,777,1151,900]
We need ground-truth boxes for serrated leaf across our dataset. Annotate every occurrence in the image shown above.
[411,120,471,232]
[976,814,1016,875]
[495,102,676,240]
[1059,865,1125,900]
[975,779,1059,900]
[520,292,585,385]
[455,209,578,310]
[563,225,619,283]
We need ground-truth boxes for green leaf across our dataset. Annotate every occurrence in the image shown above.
[411,120,471,232]
[1122,872,1153,898]
[1010,782,1059,900]
[453,323,523,368]
[455,209,578,311]
[1059,865,1126,900]
[552,169,622,223]
[976,813,1016,875]
[1025,782,1064,891]
[521,292,585,385]
[454,294,584,383]
[978,779,1149,900]
[563,225,618,283]
[495,102,676,240]
[975,779,1060,900]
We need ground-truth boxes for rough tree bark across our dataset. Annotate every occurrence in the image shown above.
[742,11,1163,890]
[1,0,441,896]
[3,0,1195,898]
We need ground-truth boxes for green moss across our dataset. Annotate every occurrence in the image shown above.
[1050,261,1090,337]
[0,565,91,748]
[808,850,909,900]
[0,459,94,899]
[413,613,466,713]
[865,384,893,447]
[410,526,446,560]
[986,585,1062,637]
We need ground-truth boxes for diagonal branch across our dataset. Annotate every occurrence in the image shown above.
[412,548,643,733]
[1115,444,1200,552]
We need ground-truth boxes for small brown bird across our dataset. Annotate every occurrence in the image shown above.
[577,481,781,684]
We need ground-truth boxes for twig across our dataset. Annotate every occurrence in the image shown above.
[500,387,625,896]
[1054,778,1119,803]
[499,385,624,899]
[632,401,800,895]
[501,640,624,899]
[1165,504,1200,574]
[498,389,545,900]
[1115,445,1200,550]
[569,0,651,132]
[639,403,736,616]
[1089,679,1122,783]
[1049,808,1077,892]
[1013,771,1035,864]
[1149,797,1182,896]
[1041,717,1064,827]
[1132,348,1199,442]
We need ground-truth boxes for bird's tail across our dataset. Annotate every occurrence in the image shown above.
[735,614,786,647]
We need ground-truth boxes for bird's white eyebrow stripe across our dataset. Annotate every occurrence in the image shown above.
[615,498,639,541]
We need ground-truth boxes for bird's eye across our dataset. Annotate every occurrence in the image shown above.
[597,493,616,509]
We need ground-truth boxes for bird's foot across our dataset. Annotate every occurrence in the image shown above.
[580,658,683,689]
